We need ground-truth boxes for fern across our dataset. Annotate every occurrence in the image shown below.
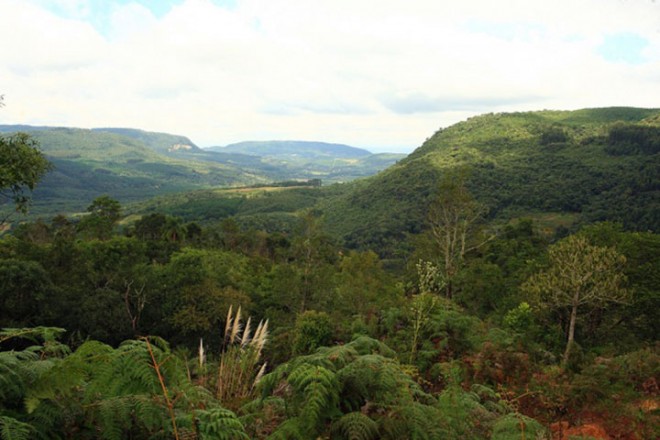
[97,396,134,440]
[26,341,113,413]
[239,396,286,438]
[0,327,66,345]
[251,337,453,439]
[346,336,397,358]
[267,418,307,440]
[0,416,34,440]
[379,402,448,440]
[196,406,249,440]
[337,354,432,411]
[0,351,36,402]
[332,412,378,440]
[491,413,548,440]
[288,364,339,430]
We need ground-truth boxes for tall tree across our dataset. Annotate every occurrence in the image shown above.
[426,170,490,298]
[522,234,629,366]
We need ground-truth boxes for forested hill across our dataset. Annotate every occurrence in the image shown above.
[209,140,372,158]
[92,127,202,153]
[0,126,405,217]
[320,107,660,254]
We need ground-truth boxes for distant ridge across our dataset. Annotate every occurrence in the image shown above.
[208,140,372,158]
[92,127,201,153]
[0,125,405,217]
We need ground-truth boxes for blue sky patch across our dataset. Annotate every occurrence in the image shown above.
[33,0,237,35]
[597,32,649,64]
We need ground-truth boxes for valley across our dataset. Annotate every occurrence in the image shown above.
[0,107,658,439]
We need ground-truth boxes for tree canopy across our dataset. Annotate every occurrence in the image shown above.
[0,133,52,216]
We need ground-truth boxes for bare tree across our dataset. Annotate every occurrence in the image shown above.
[427,170,492,298]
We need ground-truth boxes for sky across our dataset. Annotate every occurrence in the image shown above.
[1,0,659,153]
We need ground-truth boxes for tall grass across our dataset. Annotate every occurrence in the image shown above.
[206,305,268,409]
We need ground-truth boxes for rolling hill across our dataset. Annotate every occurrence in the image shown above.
[206,140,406,182]
[0,126,405,217]
[209,140,372,158]
[317,107,660,257]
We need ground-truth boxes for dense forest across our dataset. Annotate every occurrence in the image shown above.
[0,108,658,439]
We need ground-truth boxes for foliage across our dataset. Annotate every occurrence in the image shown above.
[78,195,122,239]
[426,168,491,297]
[490,413,548,440]
[522,235,629,366]
[0,327,248,440]
[0,105,659,440]
[0,125,400,220]
[0,132,52,216]
[292,310,333,355]
[503,302,534,334]
[322,107,660,262]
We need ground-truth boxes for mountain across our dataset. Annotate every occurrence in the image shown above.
[0,126,269,215]
[318,107,660,257]
[208,140,372,158]
[0,126,405,217]
[92,127,202,153]
[207,140,405,183]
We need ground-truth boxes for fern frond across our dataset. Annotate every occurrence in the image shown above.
[331,412,378,440]
[0,327,66,344]
[25,399,63,437]
[267,418,306,440]
[26,342,113,413]
[337,354,430,411]
[380,402,448,440]
[196,406,249,439]
[0,351,35,401]
[97,396,134,440]
[346,336,397,358]
[0,415,34,440]
[491,413,548,440]
[313,344,359,369]
[256,366,288,399]
[287,364,339,431]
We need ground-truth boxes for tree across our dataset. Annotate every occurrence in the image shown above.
[426,170,491,298]
[522,234,629,366]
[290,210,337,312]
[78,196,121,239]
[0,132,52,219]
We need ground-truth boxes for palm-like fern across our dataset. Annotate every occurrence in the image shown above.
[0,416,34,440]
[196,407,250,440]
[331,412,379,440]
[249,336,447,439]
[1,328,248,440]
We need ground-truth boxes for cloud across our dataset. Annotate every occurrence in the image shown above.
[381,93,543,114]
[1,0,659,152]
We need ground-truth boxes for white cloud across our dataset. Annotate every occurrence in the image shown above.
[0,0,659,153]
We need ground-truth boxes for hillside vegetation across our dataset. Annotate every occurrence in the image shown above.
[0,107,658,439]
[212,140,372,158]
[0,126,403,217]
[320,107,660,257]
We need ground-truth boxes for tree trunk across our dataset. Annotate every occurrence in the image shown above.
[562,301,579,367]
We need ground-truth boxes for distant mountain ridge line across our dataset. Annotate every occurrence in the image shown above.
[0,124,405,217]
[207,140,374,158]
